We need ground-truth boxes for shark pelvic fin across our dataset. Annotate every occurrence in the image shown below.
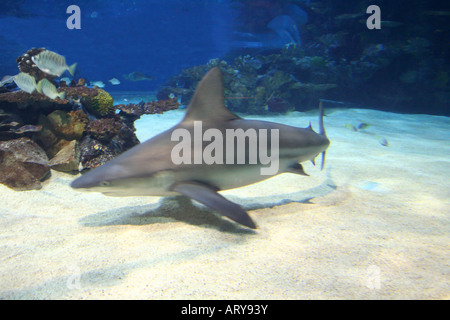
[321,151,327,171]
[182,67,241,124]
[171,180,257,229]
[286,163,309,176]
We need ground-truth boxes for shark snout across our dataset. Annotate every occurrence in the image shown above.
[70,176,90,190]
[70,173,103,190]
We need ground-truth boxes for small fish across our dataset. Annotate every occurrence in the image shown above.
[37,79,66,100]
[358,123,370,130]
[90,81,106,88]
[31,50,77,77]
[320,99,345,105]
[13,72,37,94]
[0,121,19,128]
[123,72,154,82]
[344,124,358,132]
[335,13,365,20]
[378,137,389,147]
[358,20,403,28]
[0,75,15,87]
[424,11,450,17]
[13,124,43,134]
[108,78,120,85]
[381,21,403,28]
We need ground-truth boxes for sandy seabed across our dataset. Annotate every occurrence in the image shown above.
[0,105,448,299]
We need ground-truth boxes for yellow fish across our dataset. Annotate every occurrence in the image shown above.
[37,79,66,100]
[13,72,37,94]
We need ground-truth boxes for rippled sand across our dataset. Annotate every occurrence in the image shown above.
[0,107,448,299]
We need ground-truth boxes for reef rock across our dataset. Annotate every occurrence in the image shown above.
[79,116,140,171]
[0,137,50,190]
[0,91,71,120]
[116,98,180,120]
[78,136,116,171]
[16,47,55,83]
[35,109,88,159]
[267,97,291,113]
[159,58,337,114]
[85,117,122,142]
[46,109,88,141]
[49,140,80,172]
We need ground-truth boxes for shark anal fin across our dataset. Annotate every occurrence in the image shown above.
[286,163,309,176]
[171,181,257,229]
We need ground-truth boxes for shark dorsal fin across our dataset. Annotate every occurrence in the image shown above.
[182,67,241,123]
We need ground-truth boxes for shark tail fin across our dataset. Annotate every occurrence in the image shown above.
[319,100,328,170]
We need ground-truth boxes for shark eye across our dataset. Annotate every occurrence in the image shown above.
[99,181,111,187]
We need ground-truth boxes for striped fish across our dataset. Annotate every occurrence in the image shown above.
[31,50,77,77]
[13,72,37,94]
[37,78,66,100]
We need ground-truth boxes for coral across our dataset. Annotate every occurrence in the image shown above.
[0,91,71,126]
[79,121,140,171]
[85,117,122,142]
[81,88,115,118]
[79,136,116,170]
[116,98,180,119]
[116,103,145,120]
[35,109,88,160]
[143,98,180,114]
[46,109,89,141]
[16,48,55,82]
[160,56,339,114]
[1,108,23,140]
[267,97,291,113]
[0,48,146,188]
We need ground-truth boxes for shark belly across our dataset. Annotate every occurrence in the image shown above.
[172,158,294,191]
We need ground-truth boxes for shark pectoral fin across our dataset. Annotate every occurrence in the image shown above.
[286,163,309,176]
[171,181,257,229]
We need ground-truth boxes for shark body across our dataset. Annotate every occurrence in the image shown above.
[71,67,330,229]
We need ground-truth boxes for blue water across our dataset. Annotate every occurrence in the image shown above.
[1,0,447,115]
[0,0,236,91]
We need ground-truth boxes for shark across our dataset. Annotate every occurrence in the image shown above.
[71,67,330,229]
